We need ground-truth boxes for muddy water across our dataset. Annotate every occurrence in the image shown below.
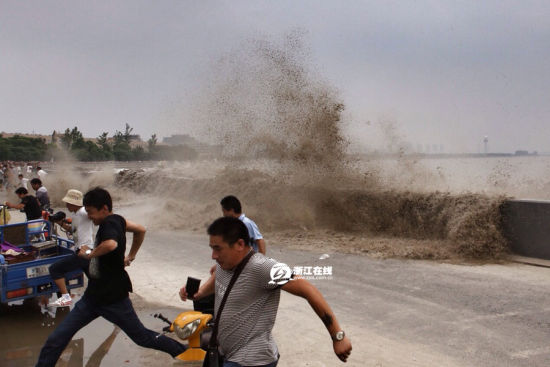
[112,163,510,260]
[0,295,195,367]
[7,155,549,261]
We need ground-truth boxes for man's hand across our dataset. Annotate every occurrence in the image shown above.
[179,286,188,301]
[209,264,216,275]
[78,245,91,259]
[333,336,352,362]
[179,286,190,301]
[282,277,352,362]
[179,286,203,301]
[124,255,135,267]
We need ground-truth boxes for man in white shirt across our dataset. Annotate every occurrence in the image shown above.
[37,165,48,179]
[48,189,94,307]
[17,174,29,190]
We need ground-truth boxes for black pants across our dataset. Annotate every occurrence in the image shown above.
[49,251,90,280]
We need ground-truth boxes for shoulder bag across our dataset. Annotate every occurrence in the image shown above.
[203,250,254,367]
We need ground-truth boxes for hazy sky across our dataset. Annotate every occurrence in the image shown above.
[1,1,549,153]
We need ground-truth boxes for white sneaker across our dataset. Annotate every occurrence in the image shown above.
[48,297,72,307]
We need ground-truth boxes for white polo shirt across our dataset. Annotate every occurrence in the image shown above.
[71,207,94,249]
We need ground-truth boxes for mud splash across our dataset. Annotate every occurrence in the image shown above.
[110,33,510,260]
[26,33,514,261]
[191,32,350,175]
[115,168,509,260]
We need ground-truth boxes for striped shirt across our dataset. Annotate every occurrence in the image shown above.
[215,252,280,365]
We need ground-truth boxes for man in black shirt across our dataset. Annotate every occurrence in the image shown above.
[35,187,186,367]
[5,187,42,220]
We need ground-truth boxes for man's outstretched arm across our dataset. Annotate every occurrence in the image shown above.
[125,220,146,266]
[4,201,24,210]
[282,277,352,362]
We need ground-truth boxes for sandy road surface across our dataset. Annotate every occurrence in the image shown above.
[3,202,550,366]
[123,229,550,367]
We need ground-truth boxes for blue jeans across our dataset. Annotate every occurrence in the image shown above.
[223,356,279,367]
[35,295,186,367]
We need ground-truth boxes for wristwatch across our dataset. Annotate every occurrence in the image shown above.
[85,249,92,256]
[333,330,345,341]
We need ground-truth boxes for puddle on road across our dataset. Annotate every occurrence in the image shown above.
[0,294,202,367]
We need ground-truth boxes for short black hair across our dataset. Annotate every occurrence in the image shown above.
[220,195,242,214]
[15,187,28,195]
[30,178,42,185]
[207,217,250,247]
[83,187,112,212]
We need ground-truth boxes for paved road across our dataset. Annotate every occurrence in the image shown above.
[2,201,549,366]
[125,230,550,367]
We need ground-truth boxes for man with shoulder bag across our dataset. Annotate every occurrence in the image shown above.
[180,217,352,367]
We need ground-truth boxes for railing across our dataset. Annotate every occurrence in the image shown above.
[0,219,52,245]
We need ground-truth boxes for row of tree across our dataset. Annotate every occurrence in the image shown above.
[0,124,198,162]
[0,135,49,161]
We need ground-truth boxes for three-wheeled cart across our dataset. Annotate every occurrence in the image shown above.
[0,217,84,305]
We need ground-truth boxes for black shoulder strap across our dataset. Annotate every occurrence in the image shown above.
[209,250,254,347]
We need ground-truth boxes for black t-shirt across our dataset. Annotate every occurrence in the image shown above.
[21,195,42,220]
[85,214,133,305]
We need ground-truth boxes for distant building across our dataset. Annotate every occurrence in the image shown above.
[104,134,145,148]
[127,134,141,142]
[162,134,197,146]
[162,134,222,157]
[514,150,538,156]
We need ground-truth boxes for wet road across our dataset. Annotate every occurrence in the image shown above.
[3,228,550,366]
[0,296,188,367]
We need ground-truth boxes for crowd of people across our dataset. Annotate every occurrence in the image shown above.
[0,167,352,366]
[4,178,50,220]
[0,161,47,192]
[3,162,50,221]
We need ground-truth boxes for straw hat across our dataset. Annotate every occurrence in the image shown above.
[62,189,83,206]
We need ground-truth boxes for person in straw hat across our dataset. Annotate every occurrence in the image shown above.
[48,189,95,307]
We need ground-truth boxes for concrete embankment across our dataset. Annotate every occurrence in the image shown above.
[502,200,550,260]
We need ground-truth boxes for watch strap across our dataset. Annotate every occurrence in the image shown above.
[333,330,345,341]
